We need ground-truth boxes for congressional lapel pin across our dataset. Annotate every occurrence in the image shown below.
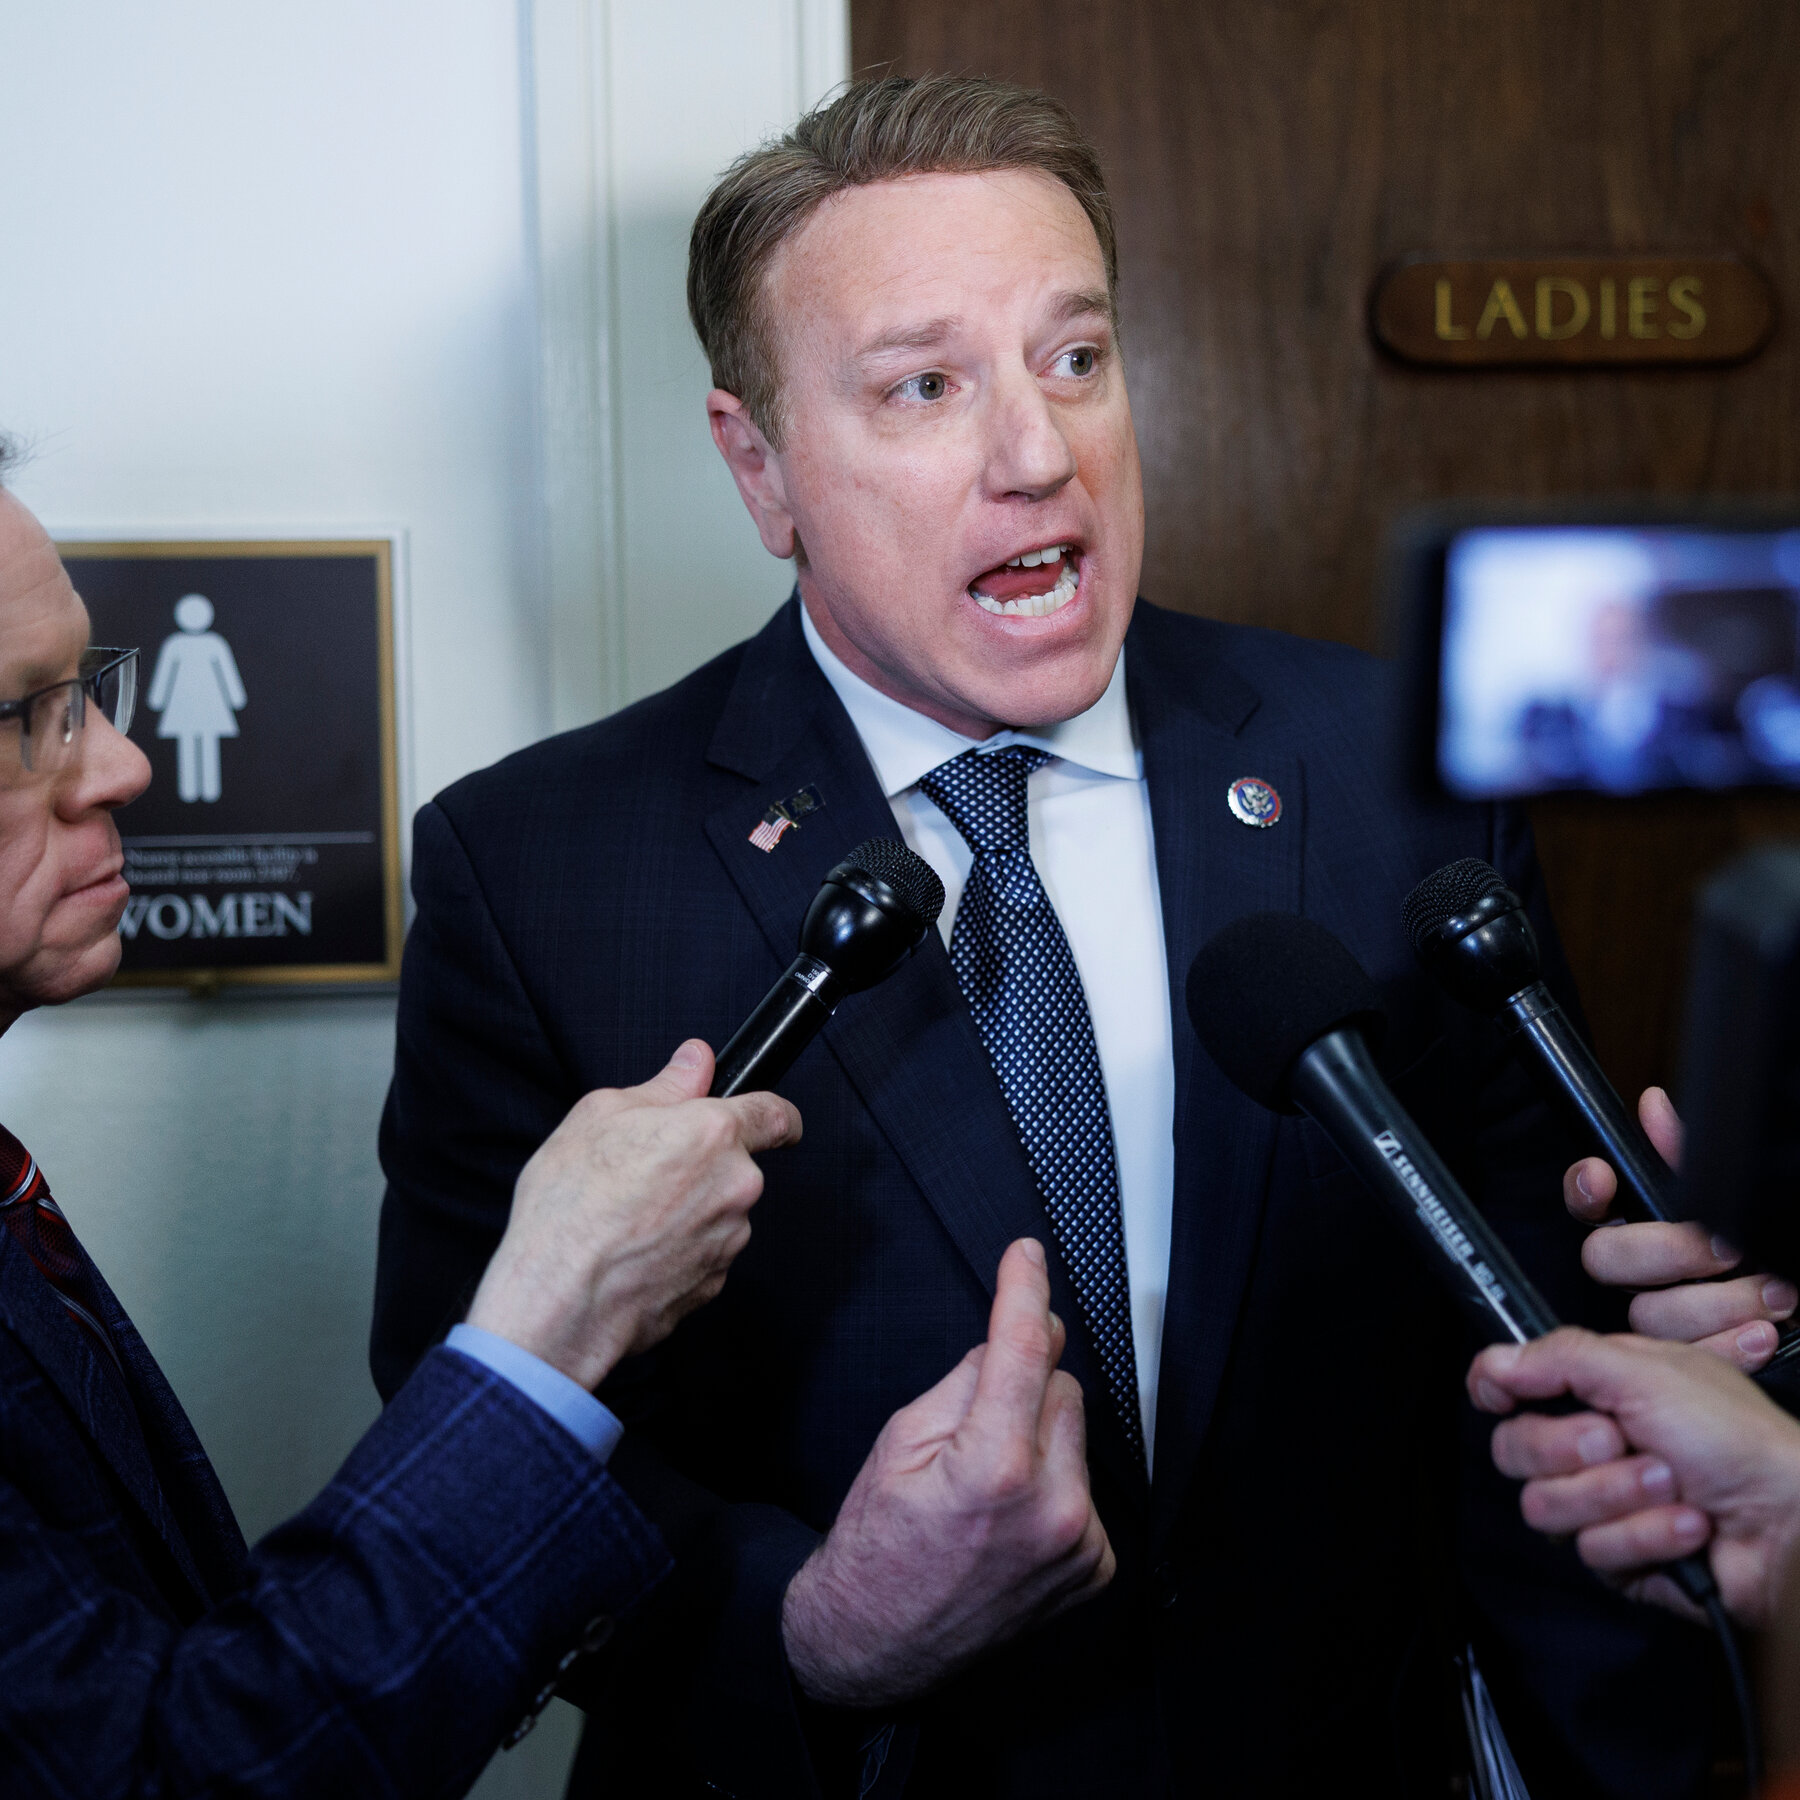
[1226,775,1282,828]
[748,783,824,852]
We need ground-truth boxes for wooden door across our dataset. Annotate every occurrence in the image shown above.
[853,0,1800,1103]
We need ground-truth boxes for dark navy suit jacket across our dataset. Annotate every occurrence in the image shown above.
[373,598,1718,1799]
[0,1182,669,1796]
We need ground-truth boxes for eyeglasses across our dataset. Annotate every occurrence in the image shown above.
[0,647,139,774]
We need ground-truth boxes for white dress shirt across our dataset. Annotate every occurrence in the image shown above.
[801,607,1176,1467]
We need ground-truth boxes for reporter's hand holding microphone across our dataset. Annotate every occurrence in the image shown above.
[1559,1085,1797,1373]
[1467,1080,1800,1630]
[466,1038,802,1392]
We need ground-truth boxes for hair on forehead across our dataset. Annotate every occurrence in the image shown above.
[688,75,1119,448]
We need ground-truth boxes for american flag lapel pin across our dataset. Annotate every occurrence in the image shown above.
[748,783,824,852]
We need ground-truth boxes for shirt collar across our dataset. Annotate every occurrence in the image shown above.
[800,603,1139,799]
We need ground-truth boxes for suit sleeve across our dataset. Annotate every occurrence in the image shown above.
[0,1347,669,1799]
[373,801,834,1800]
[1448,801,1719,1800]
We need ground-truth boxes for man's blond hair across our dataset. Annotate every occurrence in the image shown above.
[687,75,1118,445]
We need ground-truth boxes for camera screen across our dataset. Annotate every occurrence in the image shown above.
[1437,525,1800,798]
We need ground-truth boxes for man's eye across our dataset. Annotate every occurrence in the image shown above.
[1057,346,1099,378]
[895,371,948,403]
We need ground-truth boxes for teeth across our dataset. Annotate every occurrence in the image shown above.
[1003,544,1069,570]
[973,554,1080,618]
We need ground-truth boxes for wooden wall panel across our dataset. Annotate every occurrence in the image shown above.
[854,0,1800,1102]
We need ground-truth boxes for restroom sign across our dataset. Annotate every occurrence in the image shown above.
[1372,255,1775,367]
[55,538,402,987]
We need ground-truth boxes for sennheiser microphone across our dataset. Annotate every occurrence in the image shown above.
[709,838,945,1097]
[1184,911,1727,1615]
[1402,858,1678,1224]
[1187,911,1559,1344]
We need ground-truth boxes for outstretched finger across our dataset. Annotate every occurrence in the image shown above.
[968,1238,1058,1448]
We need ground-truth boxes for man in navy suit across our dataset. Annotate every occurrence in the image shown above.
[373,76,1743,1797]
[0,456,822,1795]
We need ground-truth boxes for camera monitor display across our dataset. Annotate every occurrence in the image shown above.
[1411,518,1800,799]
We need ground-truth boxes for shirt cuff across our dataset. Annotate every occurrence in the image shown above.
[444,1323,624,1463]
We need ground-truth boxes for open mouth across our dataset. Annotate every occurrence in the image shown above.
[969,543,1081,619]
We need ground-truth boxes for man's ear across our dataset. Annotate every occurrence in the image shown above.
[707,390,797,560]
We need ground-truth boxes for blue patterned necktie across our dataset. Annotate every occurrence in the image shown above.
[917,746,1145,1470]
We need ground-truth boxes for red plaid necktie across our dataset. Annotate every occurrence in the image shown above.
[0,1124,126,1374]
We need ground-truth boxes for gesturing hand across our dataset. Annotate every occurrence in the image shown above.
[781,1237,1116,1707]
[1469,1327,1800,1627]
[466,1039,801,1392]
[1564,1085,1796,1371]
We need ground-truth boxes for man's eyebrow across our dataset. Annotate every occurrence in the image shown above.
[853,316,962,361]
[1049,288,1114,328]
[1,657,72,699]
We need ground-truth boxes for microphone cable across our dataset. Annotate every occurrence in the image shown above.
[1701,1582,1762,1798]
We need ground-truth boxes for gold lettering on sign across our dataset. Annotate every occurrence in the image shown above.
[1434,278,1469,339]
[1476,279,1529,340]
[1667,275,1706,339]
[1373,255,1772,367]
[1535,276,1589,339]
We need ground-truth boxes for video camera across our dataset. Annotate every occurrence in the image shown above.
[1393,505,1800,1286]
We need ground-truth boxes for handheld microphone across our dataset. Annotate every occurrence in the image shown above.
[1404,856,1800,1410]
[1185,912,1728,1614]
[1403,859,1678,1223]
[1187,911,1559,1345]
[709,838,945,1097]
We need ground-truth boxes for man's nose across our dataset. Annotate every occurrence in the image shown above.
[63,711,152,816]
[983,366,1078,502]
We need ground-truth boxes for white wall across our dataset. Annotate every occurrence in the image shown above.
[0,3,844,1795]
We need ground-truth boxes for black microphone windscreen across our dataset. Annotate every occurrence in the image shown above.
[1186,913,1386,1112]
[839,837,946,931]
[1401,856,1511,952]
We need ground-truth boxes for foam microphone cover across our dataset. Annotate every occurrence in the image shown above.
[1186,912,1387,1112]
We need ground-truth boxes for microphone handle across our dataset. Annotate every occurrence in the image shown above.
[1292,1029,1723,1609]
[1504,984,1800,1411]
[1290,1029,1561,1343]
[1503,983,1677,1222]
[710,955,842,1098]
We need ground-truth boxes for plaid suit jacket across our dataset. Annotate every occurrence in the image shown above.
[0,1208,669,1797]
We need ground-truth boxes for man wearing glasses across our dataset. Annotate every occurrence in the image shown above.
[0,455,811,1795]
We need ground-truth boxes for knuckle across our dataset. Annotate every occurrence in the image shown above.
[982,1444,1036,1502]
[1040,1491,1093,1557]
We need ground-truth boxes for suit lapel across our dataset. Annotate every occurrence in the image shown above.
[0,1226,216,1608]
[702,602,1141,1496]
[1127,608,1304,1547]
